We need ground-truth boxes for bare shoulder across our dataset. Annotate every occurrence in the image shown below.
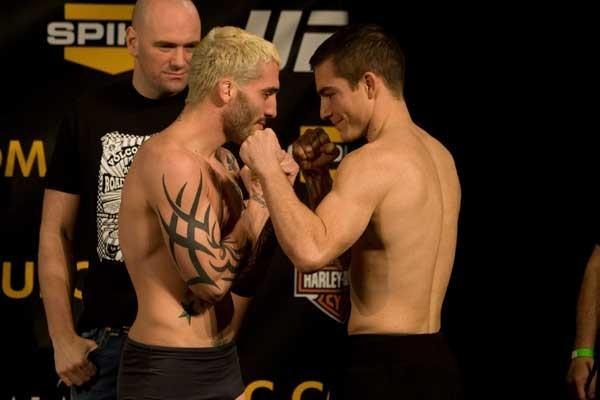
[414,127,457,170]
[333,142,402,200]
[138,135,200,176]
[336,142,391,182]
[133,135,213,201]
[415,128,462,201]
[339,138,418,182]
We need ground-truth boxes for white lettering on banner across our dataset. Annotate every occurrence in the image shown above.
[245,10,348,72]
[245,10,270,37]
[46,4,134,74]
[47,21,128,46]
[303,270,344,289]
[47,22,75,45]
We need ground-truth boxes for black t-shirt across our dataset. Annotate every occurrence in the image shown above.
[46,73,186,331]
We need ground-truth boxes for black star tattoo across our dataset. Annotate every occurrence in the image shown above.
[178,300,200,325]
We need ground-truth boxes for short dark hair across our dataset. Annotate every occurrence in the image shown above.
[310,24,405,98]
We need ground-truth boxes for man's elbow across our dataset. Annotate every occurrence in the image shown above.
[289,250,328,273]
[191,285,228,304]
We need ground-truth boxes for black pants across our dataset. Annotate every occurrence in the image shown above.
[338,333,462,400]
[118,338,244,400]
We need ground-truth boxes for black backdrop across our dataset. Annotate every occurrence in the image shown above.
[1,1,597,399]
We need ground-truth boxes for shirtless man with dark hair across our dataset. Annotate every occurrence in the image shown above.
[241,23,462,399]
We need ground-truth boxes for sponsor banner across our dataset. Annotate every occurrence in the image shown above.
[47,3,134,74]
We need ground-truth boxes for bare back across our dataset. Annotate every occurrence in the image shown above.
[119,133,248,347]
[347,124,460,335]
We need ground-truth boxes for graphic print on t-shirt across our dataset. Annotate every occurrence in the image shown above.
[97,131,151,262]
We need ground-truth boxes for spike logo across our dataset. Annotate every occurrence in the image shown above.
[47,3,134,74]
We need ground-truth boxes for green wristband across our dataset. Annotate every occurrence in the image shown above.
[572,348,595,359]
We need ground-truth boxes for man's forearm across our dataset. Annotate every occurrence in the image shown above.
[303,169,333,211]
[304,170,351,269]
[244,197,270,248]
[180,201,269,303]
[574,285,597,348]
[574,247,600,348]
[38,233,77,345]
[260,166,327,271]
[41,276,77,343]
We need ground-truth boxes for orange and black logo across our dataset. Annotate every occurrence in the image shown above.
[47,3,134,74]
[294,264,349,323]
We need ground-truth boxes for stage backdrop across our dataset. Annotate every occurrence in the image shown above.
[0,1,467,399]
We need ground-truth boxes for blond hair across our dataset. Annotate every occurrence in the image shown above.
[186,26,280,104]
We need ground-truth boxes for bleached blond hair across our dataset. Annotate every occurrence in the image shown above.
[186,26,280,104]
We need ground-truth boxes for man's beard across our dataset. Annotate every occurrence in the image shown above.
[223,90,261,143]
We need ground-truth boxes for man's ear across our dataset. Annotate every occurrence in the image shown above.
[126,26,138,57]
[363,72,377,99]
[217,78,235,103]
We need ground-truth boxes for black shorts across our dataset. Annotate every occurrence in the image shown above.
[118,338,244,400]
[338,332,462,400]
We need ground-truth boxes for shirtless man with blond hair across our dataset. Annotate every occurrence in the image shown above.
[241,24,462,399]
[117,26,297,399]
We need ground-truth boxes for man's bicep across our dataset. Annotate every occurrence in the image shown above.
[153,169,226,289]
[314,156,381,259]
[315,189,373,259]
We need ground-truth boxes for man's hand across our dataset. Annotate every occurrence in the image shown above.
[240,128,282,177]
[567,357,596,400]
[278,149,299,186]
[292,127,339,173]
[54,334,98,387]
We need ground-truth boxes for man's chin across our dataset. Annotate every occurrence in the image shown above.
[230,130,253,145]
[160,81,187,96]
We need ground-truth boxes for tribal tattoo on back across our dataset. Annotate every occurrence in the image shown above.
[158,173,242,290]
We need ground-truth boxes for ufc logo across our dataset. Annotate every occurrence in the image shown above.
[245,10,348,72]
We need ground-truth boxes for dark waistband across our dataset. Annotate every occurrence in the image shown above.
[347,332,456,366]
[125,337,236,358]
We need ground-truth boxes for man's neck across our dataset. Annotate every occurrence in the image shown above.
[366,97,413,142]
[170,104,226,158]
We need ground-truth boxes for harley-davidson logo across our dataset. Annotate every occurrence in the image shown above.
[294,263,349,323]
